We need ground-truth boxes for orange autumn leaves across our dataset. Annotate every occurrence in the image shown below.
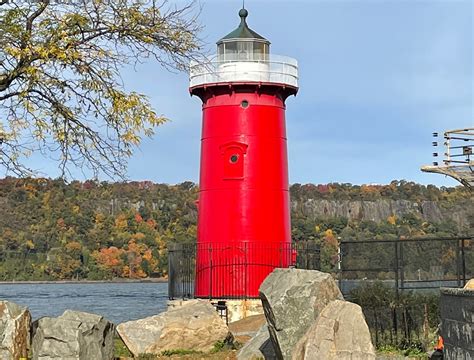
[92,236,159,279]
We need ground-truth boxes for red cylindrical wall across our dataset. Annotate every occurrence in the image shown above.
[193,85,294,298]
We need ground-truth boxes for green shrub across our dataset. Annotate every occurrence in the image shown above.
[350,282,439,352]
[114,337,132,358]
[160,349,200,357]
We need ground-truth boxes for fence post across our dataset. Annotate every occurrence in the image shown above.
[168,245,173,300]
[245,242,248,300]
[461,238,467,286]
[184,245,188,298]
[394,241,399,298]
[400,241,404,291]
[338,242,343,292]
[393,240,399,345]
[455,239,461,287]
[209,245,213,301]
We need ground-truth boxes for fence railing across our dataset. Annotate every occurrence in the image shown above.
[339,236,473,349]
[339,236,473,295]
[168,241,320,300]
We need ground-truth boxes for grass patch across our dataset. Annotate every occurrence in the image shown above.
[114,337,133,358]
[210,340,226,353]
[113,338,233,359]
[138,354,159,360]
[160,349,201,357]
[377,344,428,359]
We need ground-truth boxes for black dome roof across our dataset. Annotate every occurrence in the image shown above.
[217,8,270,44]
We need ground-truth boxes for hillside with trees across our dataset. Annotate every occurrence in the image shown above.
[0,178,471,280]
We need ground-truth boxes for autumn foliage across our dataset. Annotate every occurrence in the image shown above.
[0,177,471,280]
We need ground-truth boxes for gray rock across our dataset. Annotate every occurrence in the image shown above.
[31,310,115,360]
[259,269,343,360]
[117,299,229,357]
[237,324,277,360]
[0,301,31,360]
[292,300,375,360]
[292,198,470,229]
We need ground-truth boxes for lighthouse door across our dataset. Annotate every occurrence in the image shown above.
[220,141,248,180]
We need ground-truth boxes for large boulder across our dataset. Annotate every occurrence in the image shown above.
[0,301,31,360]
[259,269,343,360]
[32,310,115,360]
[237,324,277,360]
[292,300,375,360]
[117,299,230,357]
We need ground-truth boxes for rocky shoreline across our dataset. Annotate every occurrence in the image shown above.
[0,269,377,360]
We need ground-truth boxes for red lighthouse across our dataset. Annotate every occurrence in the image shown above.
[190,8,298,299]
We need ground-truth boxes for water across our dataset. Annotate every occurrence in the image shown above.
[0,282,169,324]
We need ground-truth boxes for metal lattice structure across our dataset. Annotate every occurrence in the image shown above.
[422,128,474,189]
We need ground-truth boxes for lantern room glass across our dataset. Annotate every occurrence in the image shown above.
[218,40,269,62]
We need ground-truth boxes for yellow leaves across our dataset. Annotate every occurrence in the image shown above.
[55,130,66,142]
[325,229,334,238]
[131,232,146,242]
[95,213,105,225]
[4,46,23,59]
[387,215,397,225]
[72,205,80,214]
[22,99,35,113]
[109,90,167,148]
[26,240,35,250]
[121,131,141,145]
[65,241,82,253]
[115,213,128,229]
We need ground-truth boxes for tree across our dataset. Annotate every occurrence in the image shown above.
[0,0,202,178]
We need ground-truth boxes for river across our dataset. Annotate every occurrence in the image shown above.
[0,282,169,324]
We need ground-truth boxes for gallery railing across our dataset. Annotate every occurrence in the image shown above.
[189,54,299,89]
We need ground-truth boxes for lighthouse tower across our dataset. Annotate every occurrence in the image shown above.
[190,8,299,299]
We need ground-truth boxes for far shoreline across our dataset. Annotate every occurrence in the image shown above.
[0,277,168,285]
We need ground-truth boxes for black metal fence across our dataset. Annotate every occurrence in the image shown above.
[339,236,473,349]
[339,236,473,295]
[168,241,320,300]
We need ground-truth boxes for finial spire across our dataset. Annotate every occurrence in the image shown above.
[239,5,248,23]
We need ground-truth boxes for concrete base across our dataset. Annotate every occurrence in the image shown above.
[168,299,263,323]
[226,299,264,323]
[440,286,474,360]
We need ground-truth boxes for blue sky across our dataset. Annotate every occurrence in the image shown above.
[32,0,474,186]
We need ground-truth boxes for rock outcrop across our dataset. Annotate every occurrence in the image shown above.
[259,269,343,360]
[292,198,471,229]
[31,310,115,360]
[237,324,276,360]
[117,299,230,357]
[0,301,31,360]
[292,300,375,360]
